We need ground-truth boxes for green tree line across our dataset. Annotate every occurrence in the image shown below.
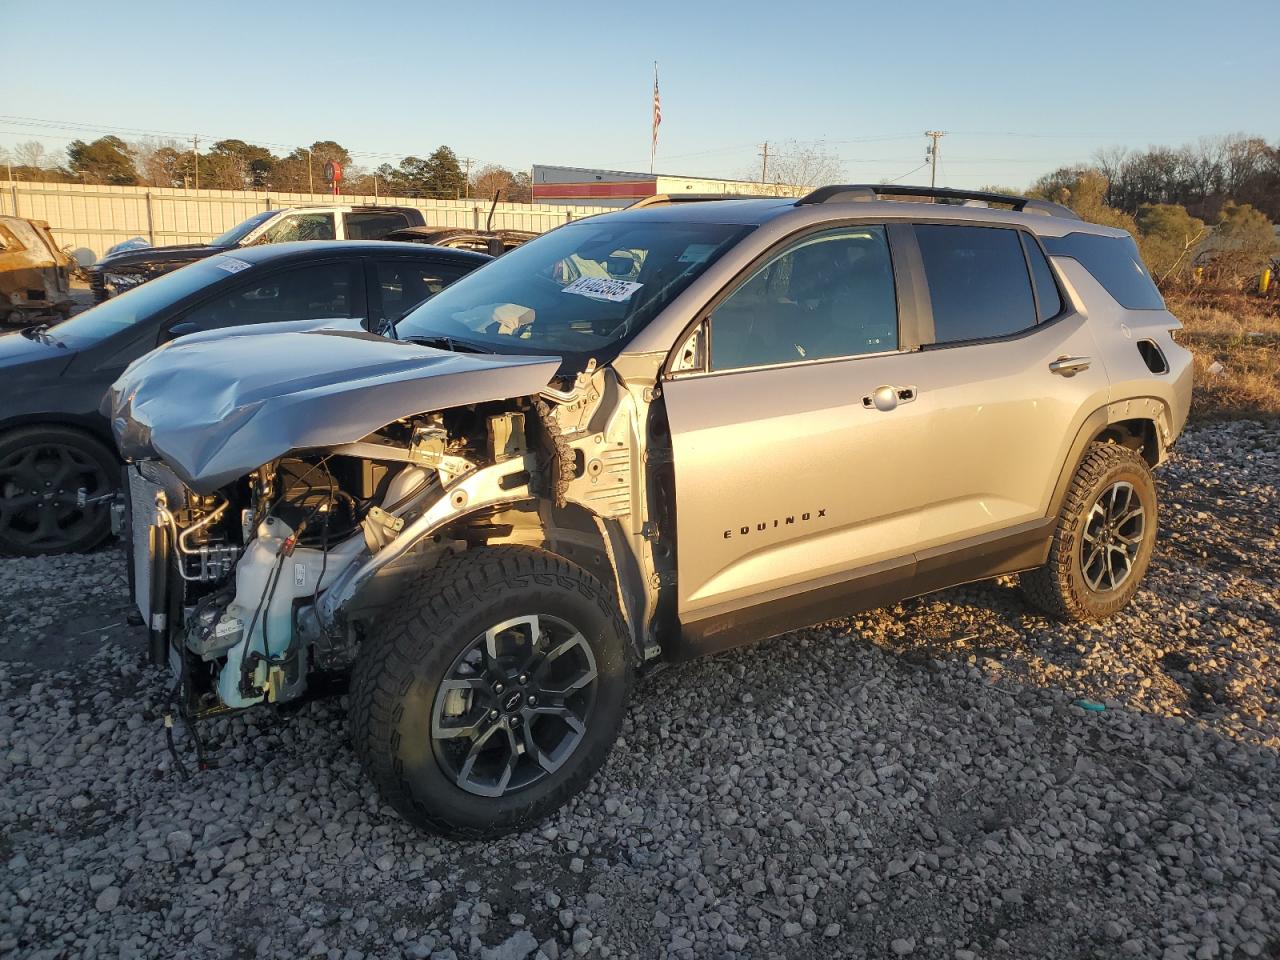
[0,135,532,202]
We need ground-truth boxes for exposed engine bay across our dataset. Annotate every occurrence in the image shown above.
[122,369,665,719]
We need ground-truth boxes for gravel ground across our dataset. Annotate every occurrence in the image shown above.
[2,420,1278,960]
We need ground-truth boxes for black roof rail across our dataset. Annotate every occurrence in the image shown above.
[626,193,776,209]
[795,184,1079,220]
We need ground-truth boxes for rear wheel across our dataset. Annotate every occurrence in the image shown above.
[1020,442,1158,622]
[348,546,632,839]
[0,426,118,556]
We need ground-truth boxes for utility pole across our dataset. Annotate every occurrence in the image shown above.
[191,135,200,190]
[759,142,769,184]
[306,149,314,194]
[463,157,472,200]
[925,130,945,188]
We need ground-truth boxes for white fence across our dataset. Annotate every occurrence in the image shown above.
[0,181,613,264]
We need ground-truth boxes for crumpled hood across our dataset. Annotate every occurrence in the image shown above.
[93,243,226,270]
[105,325,560,493]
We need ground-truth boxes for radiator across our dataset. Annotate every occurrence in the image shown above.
[127,461,188,622]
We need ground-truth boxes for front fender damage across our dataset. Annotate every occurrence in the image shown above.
[113,335,664,719]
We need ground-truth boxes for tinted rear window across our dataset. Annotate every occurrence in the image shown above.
[1041,232,1164,310]
[915,224,1037,344]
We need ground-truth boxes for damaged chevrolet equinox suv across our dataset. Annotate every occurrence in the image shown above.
[107,184,1192,838]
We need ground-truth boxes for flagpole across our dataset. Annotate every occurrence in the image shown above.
[650,61,657,175]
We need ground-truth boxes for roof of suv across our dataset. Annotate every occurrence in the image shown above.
[588,188,1129,239]
[209,240,492,266]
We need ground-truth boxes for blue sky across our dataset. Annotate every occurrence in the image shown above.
[3,0,1276,189]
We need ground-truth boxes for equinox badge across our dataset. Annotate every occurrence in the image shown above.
[724,509,828,539]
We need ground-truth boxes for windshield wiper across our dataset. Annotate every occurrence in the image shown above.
[404,334,494,354]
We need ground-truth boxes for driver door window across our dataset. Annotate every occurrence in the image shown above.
[171,261,362,334]
[708,226,898,371]
[255,213,336,244]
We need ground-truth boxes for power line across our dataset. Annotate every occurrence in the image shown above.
[887,162,929,184]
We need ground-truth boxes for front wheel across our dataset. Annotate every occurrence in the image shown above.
[0,426,118,556]
[1020,442,1158,622]
[348,546,632,839]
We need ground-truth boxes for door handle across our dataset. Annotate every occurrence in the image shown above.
[862,385,917,411]
[1049,355,1092,377]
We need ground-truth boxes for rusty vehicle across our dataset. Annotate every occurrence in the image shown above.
[0,216,74,325]
[107,185,1191,839]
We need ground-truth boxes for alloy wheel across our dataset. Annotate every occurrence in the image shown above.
[0,442,110,552]
[431,614,599,798]
[1080,480,1147,592]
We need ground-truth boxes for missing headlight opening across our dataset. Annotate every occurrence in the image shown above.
[110,334,650,767]
[134,404,539,712]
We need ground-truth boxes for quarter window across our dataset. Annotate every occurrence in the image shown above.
[708,226,898,371]
[1041,232,1165,310]
[915,224,1037,344]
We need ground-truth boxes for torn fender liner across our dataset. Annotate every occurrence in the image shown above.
[105,326,560,492]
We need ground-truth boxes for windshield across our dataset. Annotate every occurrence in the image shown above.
[210,210,277,247]
[396,219,751,366]
[48,257,243,346]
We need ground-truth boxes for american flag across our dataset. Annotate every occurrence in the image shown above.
[651,63,661,164]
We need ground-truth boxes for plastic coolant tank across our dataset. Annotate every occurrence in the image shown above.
[216,518,355,709]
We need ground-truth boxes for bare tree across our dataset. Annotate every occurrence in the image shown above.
[741,140,843,194]
[13,141,49,170]
[132,138,192,187]
[1092,146,1128,206]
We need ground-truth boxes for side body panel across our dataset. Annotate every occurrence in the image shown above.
[663,305,1108,625]
[660,217,1119,643]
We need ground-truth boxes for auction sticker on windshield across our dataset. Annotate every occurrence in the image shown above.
[213,257,253,274]
[561,276,643,302]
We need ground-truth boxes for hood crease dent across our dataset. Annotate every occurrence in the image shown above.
[105,326,560,492]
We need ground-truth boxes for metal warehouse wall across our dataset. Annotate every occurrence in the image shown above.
[0,182,613,264]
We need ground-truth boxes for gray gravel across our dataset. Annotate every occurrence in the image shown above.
[2,419,1279,960]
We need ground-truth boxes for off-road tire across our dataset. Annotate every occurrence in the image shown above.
[0,425,118,556]
[348,545,632,839]
[1020,442,1158,622]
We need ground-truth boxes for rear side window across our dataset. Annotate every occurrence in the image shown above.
[347,211,412,240]
[1041,232,1164,310]
[1021,233,1063,319]
[914,225,1037,344]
